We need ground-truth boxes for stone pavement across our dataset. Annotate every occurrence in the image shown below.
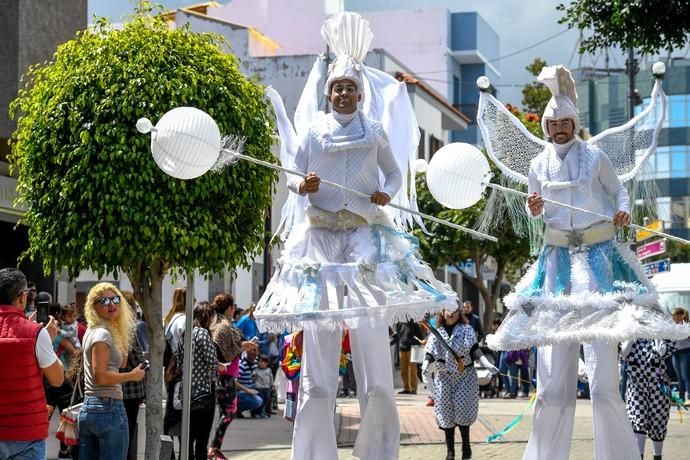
[47,392,690,459]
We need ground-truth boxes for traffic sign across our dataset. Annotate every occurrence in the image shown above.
[642,258,671,277]
[636,219,664,242]
[636,239,667,260]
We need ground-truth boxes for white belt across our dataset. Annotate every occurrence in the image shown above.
[307,208,368,231]
[544,222,615,248]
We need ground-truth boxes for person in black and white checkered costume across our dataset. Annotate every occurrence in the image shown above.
[621,337,675,460]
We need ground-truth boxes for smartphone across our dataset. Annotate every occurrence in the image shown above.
[36,301,50,326]
[142,360,151,371]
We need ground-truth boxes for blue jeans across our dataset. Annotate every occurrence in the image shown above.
[673,348,690,398]
[78,396,129,460]
[237,390,263,415]
[0,440,45,459]
[506,363,530,395]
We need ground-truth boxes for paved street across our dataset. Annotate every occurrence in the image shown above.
[47,391,689,459]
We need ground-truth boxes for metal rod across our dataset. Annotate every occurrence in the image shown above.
[230,150,498,242]
[486,182,690,245]
[180,274,195,460]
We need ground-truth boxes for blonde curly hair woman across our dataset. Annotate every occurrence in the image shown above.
[78,282,145,459]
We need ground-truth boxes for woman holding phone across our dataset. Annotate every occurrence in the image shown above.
[78,283,145,460]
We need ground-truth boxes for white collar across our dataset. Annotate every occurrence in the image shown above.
[332,110,358,125]
[553,138,577,159]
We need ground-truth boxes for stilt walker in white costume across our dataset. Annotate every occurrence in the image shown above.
[255,12,456,460]
[474,64,690,460]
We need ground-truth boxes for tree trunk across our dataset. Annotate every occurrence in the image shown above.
[454,248,496,334]
[128,260,167,460]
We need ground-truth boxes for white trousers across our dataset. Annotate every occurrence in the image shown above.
[291,323,400,460]
[523,342,638,460]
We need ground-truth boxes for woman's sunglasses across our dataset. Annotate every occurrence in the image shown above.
[98,295,121,307]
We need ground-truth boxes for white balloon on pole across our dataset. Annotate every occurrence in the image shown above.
[425,143,491,209]
[142,107,221,180]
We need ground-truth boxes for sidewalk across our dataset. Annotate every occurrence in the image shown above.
[47,392,690,459]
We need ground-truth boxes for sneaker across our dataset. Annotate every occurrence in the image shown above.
[425,398,435,407]
[58,449,72,459]
[518,392,529,399]
[502,393,517,399]
[398,390,411,394]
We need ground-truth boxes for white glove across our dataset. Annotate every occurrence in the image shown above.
[478,355,499,375]
[654,339,667,357]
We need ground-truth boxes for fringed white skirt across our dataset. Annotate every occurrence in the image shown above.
[487,240,690,351]
[255,222,456,332]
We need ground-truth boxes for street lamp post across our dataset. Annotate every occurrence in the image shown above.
[179,274,195,459]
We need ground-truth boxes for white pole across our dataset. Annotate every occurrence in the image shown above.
[229,151,498,242]
[485,182,690,245]
[179,274,195,459]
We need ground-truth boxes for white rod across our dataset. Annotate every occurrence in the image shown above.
[179,274,195,460]
[230,151,498,242]
[486,182,690,245]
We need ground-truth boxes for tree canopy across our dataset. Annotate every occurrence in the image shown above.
[558,0,690,55]
[521,58,552,116]
[10,13,277,279]
[9,6,277,457]
[413,165,532,326]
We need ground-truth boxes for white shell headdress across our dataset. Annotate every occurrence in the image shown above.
[538,65,580,137]
[321,12,373,94]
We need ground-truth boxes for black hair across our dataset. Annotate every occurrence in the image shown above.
[259,354,270,363]
[0,268,27,305]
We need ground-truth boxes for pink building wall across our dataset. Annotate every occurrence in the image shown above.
[210,1,451,95]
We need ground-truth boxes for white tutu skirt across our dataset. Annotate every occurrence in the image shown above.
[487,240,690,351]
[255,223,456,332]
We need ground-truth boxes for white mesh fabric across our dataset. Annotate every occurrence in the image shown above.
[477,92,549,185]
[588,78,667,183]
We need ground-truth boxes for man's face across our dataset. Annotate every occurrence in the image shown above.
[463,302,472,315]
[329,79,361,114]
[547,118,575,144]
[26,287,36,304]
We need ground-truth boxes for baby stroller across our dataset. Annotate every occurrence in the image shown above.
[475,346,499,398]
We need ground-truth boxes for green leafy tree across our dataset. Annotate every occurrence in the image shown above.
[666,239,690,264]
[9,6,277,458]
[557,0,690,55]
[521,58,551,116]
[413,163,532,328]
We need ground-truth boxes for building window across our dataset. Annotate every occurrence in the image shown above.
[639,94,690,129]
[418,128,426,159]
[429,135,444,157]
[671,145,688,178]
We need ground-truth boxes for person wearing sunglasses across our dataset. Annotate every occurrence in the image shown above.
[78,283,145,459]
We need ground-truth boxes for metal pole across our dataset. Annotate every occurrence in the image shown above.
[179,274,195,460]
[628,48,636,120]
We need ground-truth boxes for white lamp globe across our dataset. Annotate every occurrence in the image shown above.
[426,143,490,209]
[652,61,666,77]
[149,107,221,180]
[413,158,428,173]
[476,76,491,91]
